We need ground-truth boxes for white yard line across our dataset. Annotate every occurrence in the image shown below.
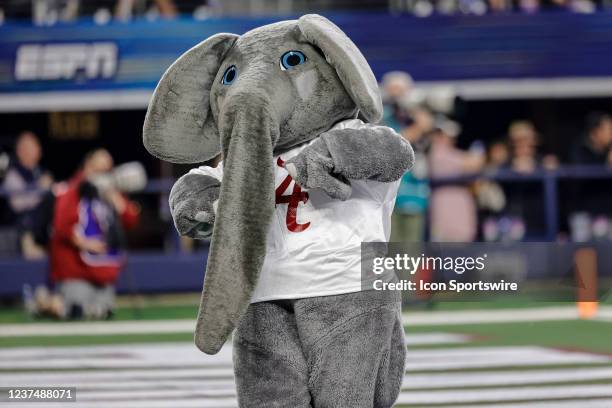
[0,320,469,345]
[396,384,612,404]
[403,306,591,326]
[0,343,608,371]
[0,368,234,385]
[3,367,612,391]
[594,307,612,322]
[0,378,237,391]
[404,353,610,372]
[451,399,612,408]
[405,332,470,345]
[14,398,612,408]
[2,342,612,408]
[402,366,612,389]
[9,398,240,408]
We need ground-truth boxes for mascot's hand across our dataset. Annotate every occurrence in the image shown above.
[284,145,352,201]
[285,121,415,202]
[169,173,220,239]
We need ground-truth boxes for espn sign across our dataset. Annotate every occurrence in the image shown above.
[14,42,118,81]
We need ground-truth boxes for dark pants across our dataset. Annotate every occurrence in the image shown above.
[233,290,406,408]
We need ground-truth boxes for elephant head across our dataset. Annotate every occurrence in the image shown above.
[143,14,383,354]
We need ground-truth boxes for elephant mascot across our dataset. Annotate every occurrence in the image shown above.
[143,14,414,407]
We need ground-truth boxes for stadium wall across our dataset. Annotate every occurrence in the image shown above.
[2,12,612,111]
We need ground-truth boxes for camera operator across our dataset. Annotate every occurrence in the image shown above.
[49,148,142,319]
[381,71,432,243]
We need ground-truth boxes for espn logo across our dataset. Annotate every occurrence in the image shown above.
[14,42,118,81]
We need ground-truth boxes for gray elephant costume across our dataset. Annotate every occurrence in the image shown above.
[143,14,414,407]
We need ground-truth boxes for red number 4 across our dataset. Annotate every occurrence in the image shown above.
[275,157,310,232]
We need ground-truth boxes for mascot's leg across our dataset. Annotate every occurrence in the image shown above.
[233,300,312,408]
[296,290,406,408]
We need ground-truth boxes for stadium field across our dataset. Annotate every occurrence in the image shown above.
[3,3,612,408]
[1,304,612,407]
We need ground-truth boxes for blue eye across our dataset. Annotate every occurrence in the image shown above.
[280,51,306,71]
[222,65,237,85]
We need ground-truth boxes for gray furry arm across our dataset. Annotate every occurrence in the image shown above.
[284,124,414,200]
[169,172,220,239]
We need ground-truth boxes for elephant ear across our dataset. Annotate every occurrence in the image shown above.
[298,14,382,123]
[143,33,239,163]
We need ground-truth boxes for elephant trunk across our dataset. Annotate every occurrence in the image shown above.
[195,99,279,354]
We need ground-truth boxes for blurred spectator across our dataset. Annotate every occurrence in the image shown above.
[2,0,607,22]
[2,131,52,256]
[474,139,507,214]
[488,0,511,12]
[567,112,612,240]
[570,112,612,166]
[32,0,79,24]
[428,117,485,242]
[153,0,177,17]
[115,0,177,20]
[486,139,509,170]
[3,0,184,23]
[508,121,538,173]
[381,71,415,129]
[506,120,558,173]
[498,121,557,239]
[381,72,431,242]
[518,0,540,13]
[49,148,140,319]
[474,137,510,218]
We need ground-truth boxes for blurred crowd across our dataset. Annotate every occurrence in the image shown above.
[380,71,612,243]
[389,0,611,16]
[0,71,611,316]
[1,0,611,25]
[1,76,612,249]
[0,132,147,318]
[0,0,219,24]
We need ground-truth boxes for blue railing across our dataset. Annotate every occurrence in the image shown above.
[430,165,612,241]
[1,165,611,297]
[1,165,611,242]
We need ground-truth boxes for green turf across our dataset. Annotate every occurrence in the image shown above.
[0,304,198,324]
[2,293,612,355]
[1,289,610,324]
[0,332,193,348]
[1,318,611,354]
[0,301,589,324]
[405,319,612,354]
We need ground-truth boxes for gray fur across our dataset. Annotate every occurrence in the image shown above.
[144,33,238,163]
[169,173,220,238]
[297,14,383,123]
[195,104,278,355]
[233,290,405,407]
[285,122,415,200]
[143,14,410,355]
[284,138,353,201]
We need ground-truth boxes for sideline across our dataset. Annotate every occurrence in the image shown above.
[1,306,610,337]
[403,305,612,326]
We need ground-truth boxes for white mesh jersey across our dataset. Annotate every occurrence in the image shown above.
[191,120,400,303]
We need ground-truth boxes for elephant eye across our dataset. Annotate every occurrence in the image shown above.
[280,51,306,71]
[222,65,237,85]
